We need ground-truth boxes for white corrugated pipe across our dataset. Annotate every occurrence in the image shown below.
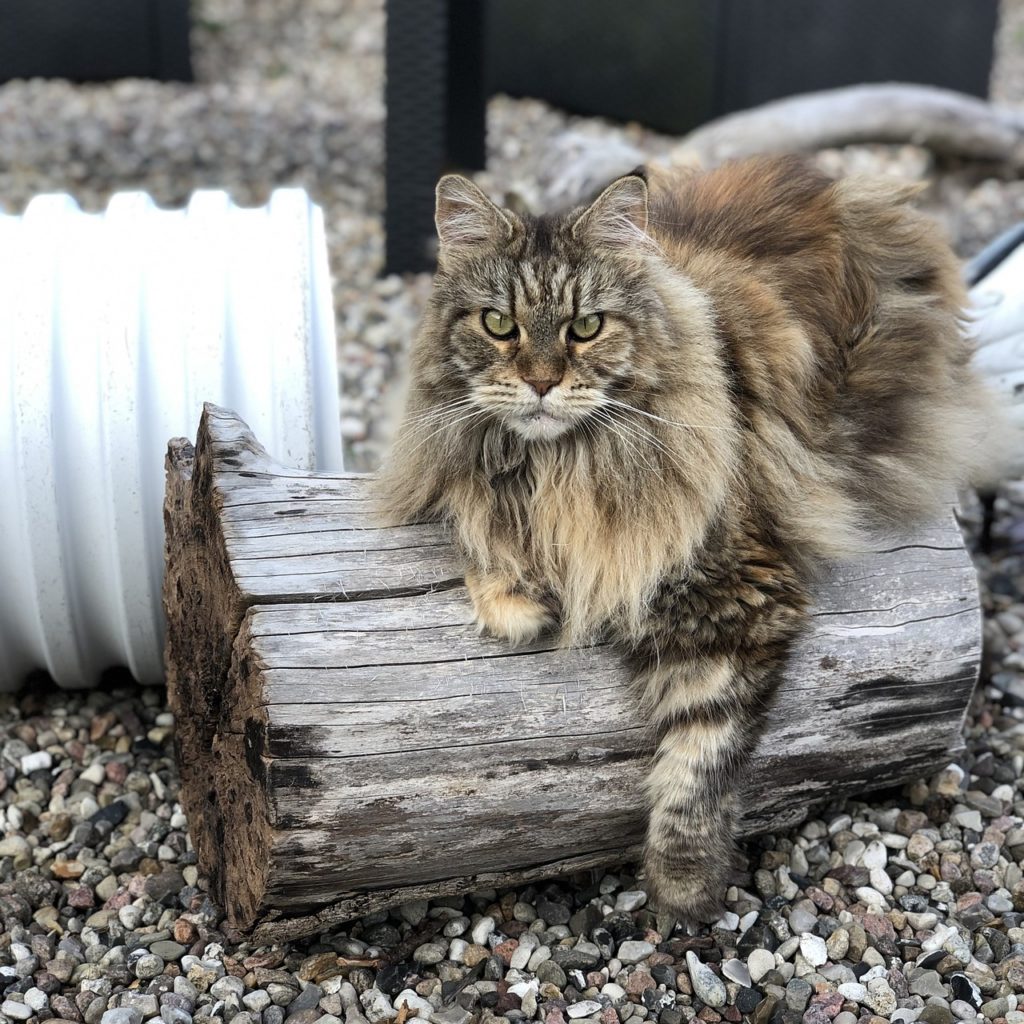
[0,189,343,691]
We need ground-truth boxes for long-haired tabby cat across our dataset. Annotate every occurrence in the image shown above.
[376,155,999,923]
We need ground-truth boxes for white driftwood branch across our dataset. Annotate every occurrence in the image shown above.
[670,84,1024,168]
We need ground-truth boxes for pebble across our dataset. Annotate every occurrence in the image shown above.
[211,977,246,1001]
[100,1011,143,1024]
[567,1001,602,1018]
[721,959,750,988]
[785,978,813,1012]
[950,809,984,832]
[413,943,447,965]
[685,952,726,1009]
[133,954,165,980]
[838,982,867,1003]
[747,947,775,984]
[617,942,655,965]
[471,916,496,946]
[798,934,827,967]
[20,750,52,773]
[614,891,647,912]
[393,991,432,1018]
[865,979,898,1017]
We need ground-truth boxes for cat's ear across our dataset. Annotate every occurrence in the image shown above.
[435,175,514,251]
[572,172,650,248]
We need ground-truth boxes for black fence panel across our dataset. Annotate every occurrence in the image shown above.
[0,0,192,84]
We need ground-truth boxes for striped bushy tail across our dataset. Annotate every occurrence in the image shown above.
[638,651,789,922]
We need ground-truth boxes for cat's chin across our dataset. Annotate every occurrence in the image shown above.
[507,410,574,442]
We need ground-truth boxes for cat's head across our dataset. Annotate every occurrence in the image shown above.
[422,172,672,442]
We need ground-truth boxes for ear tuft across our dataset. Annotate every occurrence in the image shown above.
[572,173,650,248]
[435,175,512,250]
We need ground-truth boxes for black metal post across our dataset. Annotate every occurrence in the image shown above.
[385,0,451,274]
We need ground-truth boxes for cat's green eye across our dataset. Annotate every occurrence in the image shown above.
[482,309,517,339]
[569,313,603,341]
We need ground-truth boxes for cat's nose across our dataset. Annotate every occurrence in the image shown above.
[522,374,562,397]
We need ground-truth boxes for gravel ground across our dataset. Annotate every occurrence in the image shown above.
[4,3,1024,1024]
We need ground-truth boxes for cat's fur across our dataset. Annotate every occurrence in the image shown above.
[376,156,998,921]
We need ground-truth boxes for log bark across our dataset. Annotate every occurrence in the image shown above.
[670,84,1024,168]
[164,404,981,944]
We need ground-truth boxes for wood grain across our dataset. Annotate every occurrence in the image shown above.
[163,403,981,942]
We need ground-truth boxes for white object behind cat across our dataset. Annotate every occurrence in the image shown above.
[0,188,342,691]
[970,247,1024,438]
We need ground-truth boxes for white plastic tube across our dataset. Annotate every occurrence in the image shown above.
[0,189,342,690]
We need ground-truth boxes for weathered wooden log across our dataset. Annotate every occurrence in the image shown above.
[164,404,981,943]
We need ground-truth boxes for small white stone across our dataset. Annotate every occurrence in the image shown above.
[838,983,867,1003]
[738,910,759,932]
[721,959,750,987]
[775,866,799,900]
[520,990,538,1017]
[448,939,468,963]
[600,984,627,1004]
[950,808,983,832]
[1,1000,33,1021]
[614,890,647,912]
[393,991,432,1018]
[843,840,866,865]
[510,944,531,971]
[361,990,395,1024]
[20,751,52,774]
[527,946,551,971]
[686,951,727,1008]
[789,845,809,876]
[508,981,538,999]
[747,948,775,984]
[23,989,48,1013]
[567,1001,602,1018]
[798,934,827,967]
[862,840,888,869]
[79,762,106,785]
[890,1010,921,1024]
[243,991,271,1012]
[617,941,654,965]
[470,916,495,946]
[714,911,740,931]
[855,886,887,908]
[869,867,893,895]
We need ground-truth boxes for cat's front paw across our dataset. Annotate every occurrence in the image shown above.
[465,570,553,646]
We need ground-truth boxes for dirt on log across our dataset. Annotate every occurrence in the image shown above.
[163,403,981,944]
